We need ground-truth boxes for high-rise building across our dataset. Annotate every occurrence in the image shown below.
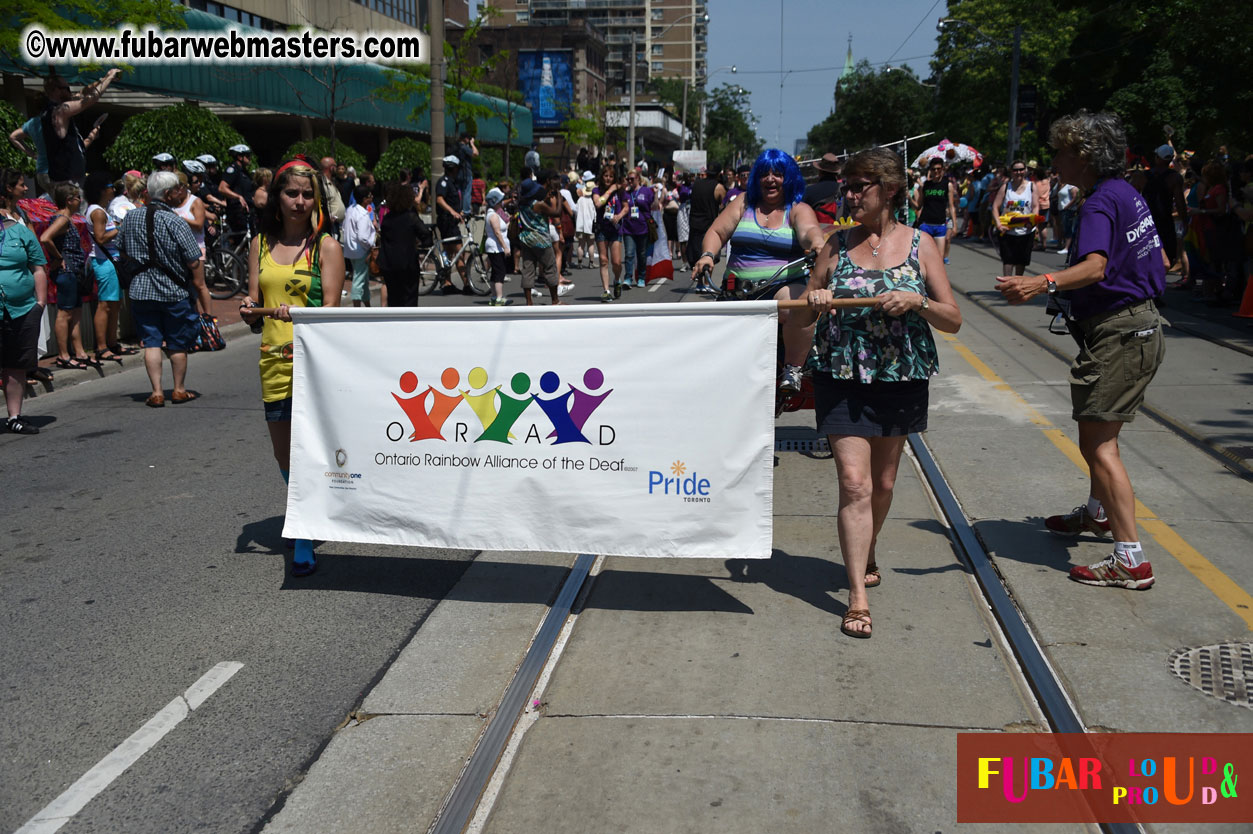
[181,0,469,34]
[485,1,707,99]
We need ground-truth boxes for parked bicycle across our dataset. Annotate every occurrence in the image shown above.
[202,220,250,300]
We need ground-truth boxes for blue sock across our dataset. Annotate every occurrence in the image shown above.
[293,538,315,566]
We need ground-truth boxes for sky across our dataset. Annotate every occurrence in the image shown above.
[470,0,945,151]
[706,0,944,151]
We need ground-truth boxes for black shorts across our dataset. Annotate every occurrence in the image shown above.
[436,215,461,245]
[1,305,42,370]
[813,375,929,437]
[998,232,1034,267]
[488,251,507,283]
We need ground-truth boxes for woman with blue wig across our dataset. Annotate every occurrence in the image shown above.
[694,148,825,393]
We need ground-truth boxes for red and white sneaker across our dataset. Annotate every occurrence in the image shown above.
[1045,506,1111,537]
[1069,554,1155,590]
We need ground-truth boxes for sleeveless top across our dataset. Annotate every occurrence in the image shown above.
[725,205,805,286]
[688,178,721,229]
[41,102,85,183]
[257,236,318,403]
[52,214,86,276]
[808,228,939,384]
[172,193,204,253]
[1000,180,1033,236]
[85,203,117,259]
[919,178,949,225]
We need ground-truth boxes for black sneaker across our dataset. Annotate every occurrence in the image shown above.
[5,416,39,435]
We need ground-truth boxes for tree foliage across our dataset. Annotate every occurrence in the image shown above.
[560,103,605,153]
[926,0,1253,164]
[374,137,430,182]
[3,0,186,67]
[704,84,761,168]
[0,101,36,173]
[104,102,247,173]
[282,136,367,172]
[805,61,934,156]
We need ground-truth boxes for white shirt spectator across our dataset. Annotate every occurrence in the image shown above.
[340,202,376,260]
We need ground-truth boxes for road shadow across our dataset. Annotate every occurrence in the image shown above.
[723,548,843,617]
[972,517,1085,576]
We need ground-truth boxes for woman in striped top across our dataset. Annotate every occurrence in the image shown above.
[694,149,825,393]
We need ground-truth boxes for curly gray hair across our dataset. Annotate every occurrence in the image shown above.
[1048,110,1126,180]
[147,170,180,202]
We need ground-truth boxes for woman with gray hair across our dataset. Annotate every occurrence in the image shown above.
[117,169,213,407]
[996,110,1165,591]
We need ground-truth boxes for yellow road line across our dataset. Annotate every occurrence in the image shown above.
[941,333,1253,629]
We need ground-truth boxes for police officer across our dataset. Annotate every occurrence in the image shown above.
[218,144,253,240]
[151,152,176,174]
[196,154,221,190]
[435,155,471,293]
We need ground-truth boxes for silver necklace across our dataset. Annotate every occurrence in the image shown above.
[868,222,895,257]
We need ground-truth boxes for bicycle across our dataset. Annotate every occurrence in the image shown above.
[203,219,250,300]
[417,217,491,296]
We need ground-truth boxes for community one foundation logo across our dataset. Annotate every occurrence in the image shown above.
[386,367,614,446]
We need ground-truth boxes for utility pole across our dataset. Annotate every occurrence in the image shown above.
[1007,24,1021,165]
[628,30,637,170]
[431,0,445,182]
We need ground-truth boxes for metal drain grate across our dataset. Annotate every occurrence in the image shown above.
[1169,643,1253,709]
[774,438,830,453]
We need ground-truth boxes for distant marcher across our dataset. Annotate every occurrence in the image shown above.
[341,184,377,307]
[435,156,472,293]
[456,132,478,214]
[593,165,627,301]
[800,147,963,637]
[997,110,1165,590]
[803,153,844,225]
[116,170,213,406]
[686,163,727,288]
[483,187,511,305]
[239,157,344,577]
[319,156,347,231]
[992,160,1039,275]
[0,174,49,434]
[378,181,426,307]
[574,172,597,269]
[516,176,563,306]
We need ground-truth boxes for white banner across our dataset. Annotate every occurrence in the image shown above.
[283,304,778,558]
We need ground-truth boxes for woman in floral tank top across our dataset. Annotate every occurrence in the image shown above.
[799,148,963,638]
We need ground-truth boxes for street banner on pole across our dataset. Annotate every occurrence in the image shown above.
[672,150,707,174]
[283,304,777,558]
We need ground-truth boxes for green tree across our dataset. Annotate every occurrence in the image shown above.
[282,137,367,172]
[374,137,430,182]
[3,0,186,67]
[560,103,605,155]
[104,102,247,173]
[648,76,702,134]
[703,84,761,168]
[806,61,933,156]
[0,101,36,172]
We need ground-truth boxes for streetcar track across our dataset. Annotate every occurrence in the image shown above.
[952,242,1253,479]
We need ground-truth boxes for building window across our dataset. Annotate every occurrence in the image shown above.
[651,44,663,55]
[651,9,663,20]
[517,11,530,22]
[651,61,663,71]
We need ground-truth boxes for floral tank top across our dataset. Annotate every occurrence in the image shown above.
[808,228,939,383]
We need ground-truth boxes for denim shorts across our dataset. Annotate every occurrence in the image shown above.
[54,270,82,310]
[264,397,293,422]
[130,297,198,351]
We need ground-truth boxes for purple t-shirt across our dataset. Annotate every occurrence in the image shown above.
[593,186,623,228]
[1069,177,1165,321]
[619,186,654,236]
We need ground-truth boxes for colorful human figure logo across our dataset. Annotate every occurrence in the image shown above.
[533,371,589,444]
[425,368,465,439]
[461,366,515,441]
[565,367,612,433]
[478,373,534,444]
[392,371,438,441]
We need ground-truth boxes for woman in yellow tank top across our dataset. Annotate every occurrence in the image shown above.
[239,156,345,576]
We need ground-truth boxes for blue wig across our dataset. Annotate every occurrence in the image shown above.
[745,148,805,209]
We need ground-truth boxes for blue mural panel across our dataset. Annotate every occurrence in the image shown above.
[518,50,573,130]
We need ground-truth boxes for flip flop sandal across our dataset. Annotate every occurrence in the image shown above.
[865,562,881,588]
[841,608,873,639]
[74,355,103,369]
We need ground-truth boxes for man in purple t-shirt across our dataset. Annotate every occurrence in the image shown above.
[996,110,1165,592]
[619,169,654,288]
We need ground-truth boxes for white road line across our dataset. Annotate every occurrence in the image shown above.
[646,277,669,293]
[15,662,243,834]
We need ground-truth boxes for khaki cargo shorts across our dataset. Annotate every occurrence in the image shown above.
[1069,300,1165,422]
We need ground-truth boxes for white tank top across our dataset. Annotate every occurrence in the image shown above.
[85,204,117,259]
[1000,180,1033,236]
[173,193,205,252]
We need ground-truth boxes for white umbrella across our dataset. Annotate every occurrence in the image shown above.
[912,139,980,170]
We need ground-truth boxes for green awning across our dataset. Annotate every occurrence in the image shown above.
[2,8,531,144]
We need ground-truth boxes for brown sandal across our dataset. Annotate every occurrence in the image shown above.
[865,561,881,588]
[841,608,872,639]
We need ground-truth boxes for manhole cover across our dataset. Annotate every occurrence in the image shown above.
[1168,643,1253,708]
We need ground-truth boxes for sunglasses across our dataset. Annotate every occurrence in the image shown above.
[840,180,878,195]
[1011,167,1026,173]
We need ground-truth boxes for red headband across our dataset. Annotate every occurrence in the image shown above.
[275,159,313,179]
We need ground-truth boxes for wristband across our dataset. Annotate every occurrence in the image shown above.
[700,250,716,261]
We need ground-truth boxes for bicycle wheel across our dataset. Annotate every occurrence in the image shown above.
[417,247,442,295]
[466,246,492,296]
[205,248,243,299]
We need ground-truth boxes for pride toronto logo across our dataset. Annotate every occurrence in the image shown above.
[386,366,614,446]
